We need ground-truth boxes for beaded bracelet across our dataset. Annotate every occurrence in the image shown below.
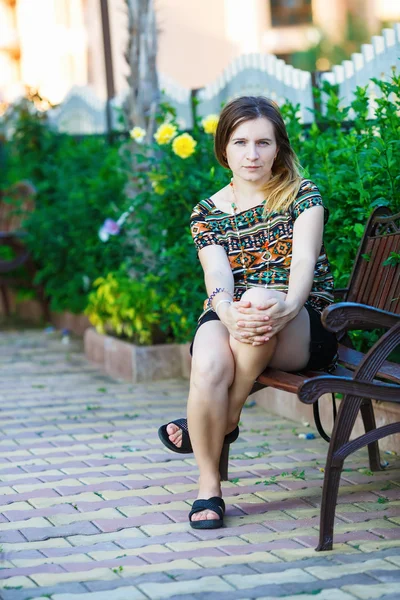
[207,287,233,309]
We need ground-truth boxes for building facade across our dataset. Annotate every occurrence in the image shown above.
[1,0,399,106]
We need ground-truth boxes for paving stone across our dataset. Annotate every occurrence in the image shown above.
[258,592,356,600]
[282,573,380,594]
[22,521,101,541]
[83,572,171,591]
[342,582,400,599]
[36,588,147,600]
[167,564,260,582]
[0,530,27,543]
[3,503,78,522]
[367,568,400,582]
[305,558,399,580]
[138,575,235,599]
[0,582,90,600]
[1,331,400,600]
[0,563,66,579]
[224,567,316,589]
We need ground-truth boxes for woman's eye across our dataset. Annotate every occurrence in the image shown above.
[234,141,245,145]
[258,141,269,146]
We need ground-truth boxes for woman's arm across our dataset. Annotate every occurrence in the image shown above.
[285,204,324,314]
[238,204,325,342]
[199,245,234,308]
[198,245,266,343]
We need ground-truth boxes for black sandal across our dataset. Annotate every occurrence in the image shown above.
[158,418,239,454]
[189,497,225,529]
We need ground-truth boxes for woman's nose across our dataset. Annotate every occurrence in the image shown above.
[246,144,259,160]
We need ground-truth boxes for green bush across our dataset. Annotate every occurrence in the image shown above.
[2,97,132,313]
[121,108,229,342]
[85,269,188,344]
[3,77,400,348]
[120,77,400,345]
[283,75,400,287]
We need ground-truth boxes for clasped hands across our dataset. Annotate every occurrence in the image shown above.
[220,298,298,346]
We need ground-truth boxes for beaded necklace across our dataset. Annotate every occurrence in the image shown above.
[230,180,271,290]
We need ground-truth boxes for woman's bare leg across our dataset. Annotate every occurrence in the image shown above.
[226,287,311,432]
[166,288,311,524]
[167,288,311,442]
[186,321,235,523]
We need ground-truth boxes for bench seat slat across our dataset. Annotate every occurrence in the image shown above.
[255,344,400,395]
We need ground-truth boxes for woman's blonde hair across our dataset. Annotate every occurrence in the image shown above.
[214,96,302,215]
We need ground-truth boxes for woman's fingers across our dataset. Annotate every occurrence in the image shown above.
[237,315,271,324]
[236,298,278,314]
[240,328,271,338]
[238,321,272,330]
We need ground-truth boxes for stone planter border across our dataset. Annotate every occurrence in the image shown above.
[84,327,191,382]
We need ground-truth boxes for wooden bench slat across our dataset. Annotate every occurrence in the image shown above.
[349,238,374,304]
[372,235,395,308]
[255,344,400,396]
[357,237,388,305]
[256,364,354,395]
[256,369,306,394]
[338,345,400,384]
[382,238,400,313]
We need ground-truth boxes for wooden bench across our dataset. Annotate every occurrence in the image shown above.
[219,205,400,550]
[0,181,50,321]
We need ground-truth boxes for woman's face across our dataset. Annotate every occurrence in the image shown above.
[225,117,278,184]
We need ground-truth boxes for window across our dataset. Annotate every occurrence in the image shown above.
[270,0,312,27]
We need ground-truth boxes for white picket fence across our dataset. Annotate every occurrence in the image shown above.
[321,24,400,119]
[48,24,400,134]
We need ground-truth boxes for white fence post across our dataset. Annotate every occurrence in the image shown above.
[46,24,400,135]
[320,24,400,118]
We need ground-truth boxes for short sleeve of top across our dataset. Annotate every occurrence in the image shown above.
[190,201,219,252]
[291,180,329,225]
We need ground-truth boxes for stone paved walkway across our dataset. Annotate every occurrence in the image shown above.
[0,330,400,600]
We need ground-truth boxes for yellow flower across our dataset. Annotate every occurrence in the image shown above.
[129,126,146,143]
[172,133,197,159]
[154,123,177,145]
[201,114,219,135]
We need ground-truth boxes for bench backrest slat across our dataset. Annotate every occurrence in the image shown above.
[346,208,400,314]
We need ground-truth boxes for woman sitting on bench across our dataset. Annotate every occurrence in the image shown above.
[158,96,338,529]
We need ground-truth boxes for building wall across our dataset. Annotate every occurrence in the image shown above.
[0,0,400,106]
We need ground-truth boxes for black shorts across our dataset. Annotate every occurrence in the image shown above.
[189,302,338,372]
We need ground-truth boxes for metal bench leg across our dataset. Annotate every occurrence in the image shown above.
[219,444,230,481]
[360,399,383,471]
[317,394,363,551]
[316,460,343,551]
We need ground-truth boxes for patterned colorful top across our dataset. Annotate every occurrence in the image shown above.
[190,179,334,318]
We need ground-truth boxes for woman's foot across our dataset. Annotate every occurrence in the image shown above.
[166,422,183,448]
[164,421,239,451]
[190,480,222,524]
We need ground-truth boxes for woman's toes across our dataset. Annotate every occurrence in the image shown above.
[192,510,219,522]
[165,424,182,448]
[170,432,182,447]
[166,423,179,435]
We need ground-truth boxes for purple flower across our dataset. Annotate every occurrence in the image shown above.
[99,218,120,242]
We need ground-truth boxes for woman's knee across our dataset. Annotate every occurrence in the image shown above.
[241,287,286,305]
[191,352,234,389]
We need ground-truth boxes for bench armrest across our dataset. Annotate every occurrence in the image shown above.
[333,288,348,301]
[322,302,399,334]
[298,375,400,405]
